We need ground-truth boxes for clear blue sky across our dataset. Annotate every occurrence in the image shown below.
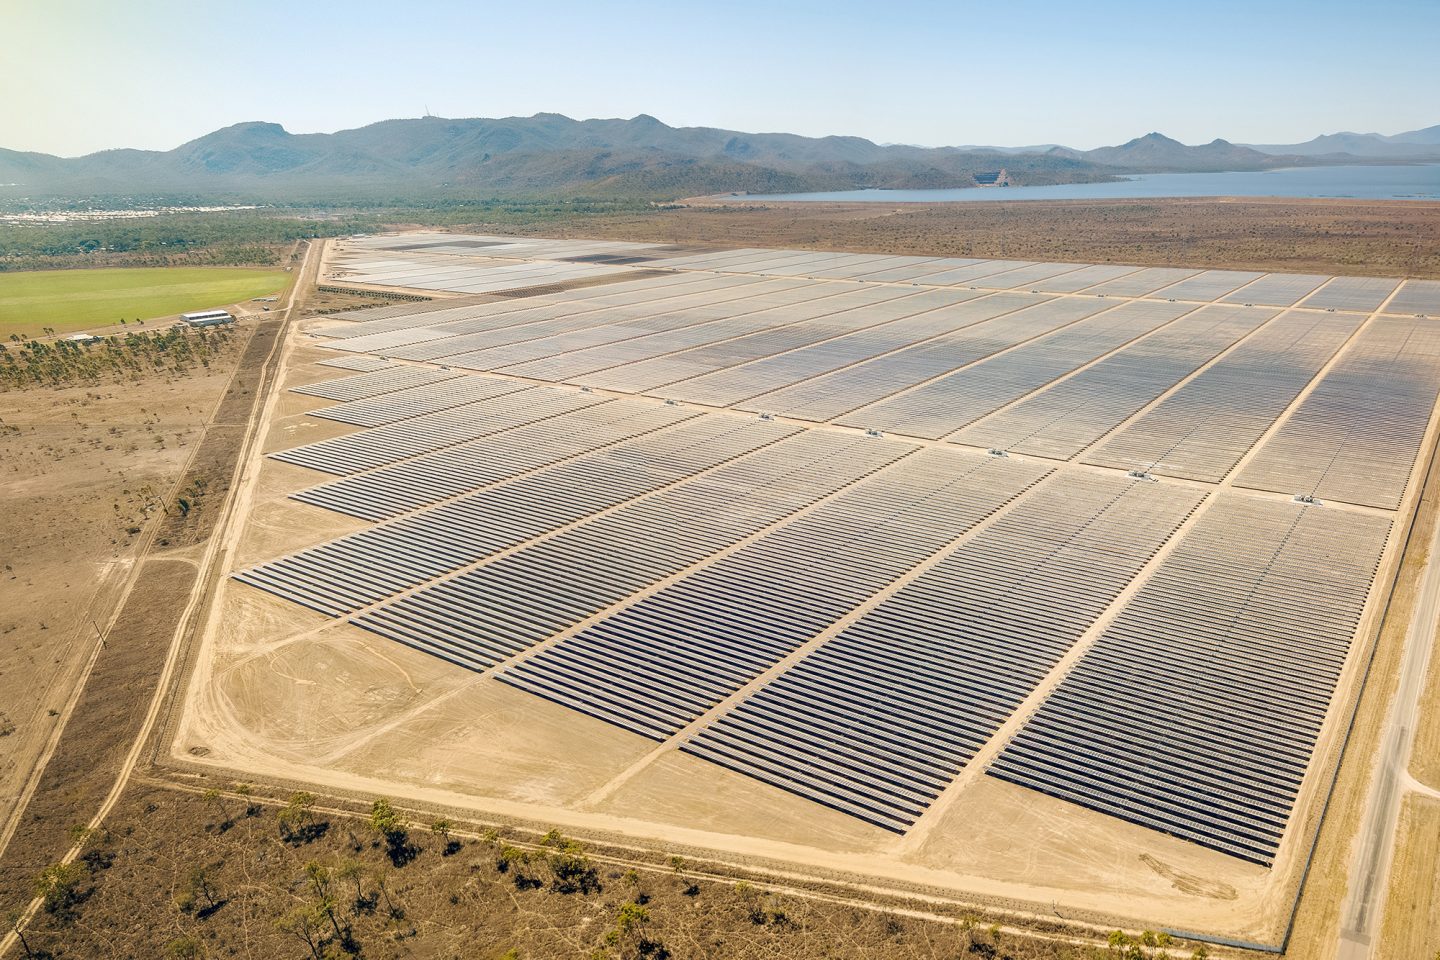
[8,0,1438,156]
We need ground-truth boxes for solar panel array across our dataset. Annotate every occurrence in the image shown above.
[352,431,910,669]
[1234,316,1440,508]
[990,497,1392,865]
[1084,311,1363,481]
[231,233,1440,866]
[500,449,1050,739]
[240,416,802,615]
[684,473,1203,831]
[952,304,1274,459]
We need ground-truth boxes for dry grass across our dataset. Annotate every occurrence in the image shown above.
[1409,613,1440,789]
[13,782,1202,960]
[451,197,1440,279]
[0,335,249,854]
[1377,795,1440,960]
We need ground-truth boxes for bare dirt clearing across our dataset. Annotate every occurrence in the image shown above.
[0,337,248,854]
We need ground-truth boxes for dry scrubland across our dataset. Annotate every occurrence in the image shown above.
[14,782,1197,960]
[0,327,248,843]
[449,198,1440,280]
[0,254,301,954]
[1377,794,1440,959]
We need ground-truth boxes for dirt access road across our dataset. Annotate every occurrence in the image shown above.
[0,240,323,956]
[1337,474,1440,958]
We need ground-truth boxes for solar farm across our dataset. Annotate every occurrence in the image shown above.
[176,232,1440,940]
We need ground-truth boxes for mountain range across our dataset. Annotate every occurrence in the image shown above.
[1247,125,1440,159]
[1,115,1436,201]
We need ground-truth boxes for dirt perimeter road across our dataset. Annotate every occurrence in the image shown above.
[1338,465,1440,956]
[0,241,322,953]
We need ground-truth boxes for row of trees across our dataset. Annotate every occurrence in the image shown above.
[0,326,236,389]
[11,784,1220,960]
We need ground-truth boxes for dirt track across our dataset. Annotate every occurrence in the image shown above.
[0,241,320,950]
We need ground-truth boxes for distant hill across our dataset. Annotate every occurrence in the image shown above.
[2,115,1436,201]
[1247,124,1440,159]
[1061,133,1283,172]
[0,115,1114,201]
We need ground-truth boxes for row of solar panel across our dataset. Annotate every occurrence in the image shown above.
[500,449,1051,739]
[352,432,913,670]
[1233,316,1440,509]
[271,384,596,475]
[294,399,700,520]
[239,417,805,615]
[293,305,1437,510]
[1084,311,1364,481]
[680,473,1204,831]
[990,496,1391,865]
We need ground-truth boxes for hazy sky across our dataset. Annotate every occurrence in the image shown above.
[8,0,1438,156]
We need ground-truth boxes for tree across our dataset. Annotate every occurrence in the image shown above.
[540,830,599,894]
[34,861,86,915]
[336,858,370,912]
[605,900,665,958]
[370,865,402,919]
[189,865,220,915]
[429,817,454,853]
[233,782,259,817]
[7,911,35,960]
[277,904,326,960]
[369,798,402,839]
[370,798,414,866]
[202,787,230,827]
[279,791,321,843]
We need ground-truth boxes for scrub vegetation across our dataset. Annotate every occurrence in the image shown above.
[11,782,1212,960]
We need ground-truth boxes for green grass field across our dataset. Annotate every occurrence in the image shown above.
[0,266,290,338]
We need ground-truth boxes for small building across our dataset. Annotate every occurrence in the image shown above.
[180,310,235,328]
[64,333,103,344]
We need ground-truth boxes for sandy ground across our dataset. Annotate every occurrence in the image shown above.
[1409,610,1440,790]
[0,359,244,848]
[1376,794,1440,958]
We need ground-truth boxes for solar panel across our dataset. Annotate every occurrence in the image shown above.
[1234,316,1440,508]
[990,496,1391,865]
[684,473,1203,831]
[500,449,1050,738]
[351,432,914,669]
[1084,311,1363,481]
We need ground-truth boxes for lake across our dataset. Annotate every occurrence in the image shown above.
[742,163,1440,203]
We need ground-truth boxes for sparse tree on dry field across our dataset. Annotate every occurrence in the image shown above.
[370,797,414,866]
[6,911,35,960]
[232,781,260,817]
[336,858,367,910]
[278,791,320,843]
[370,865,402,919]
[605,900,666,958]
[188,865,220,914]
[201,787,230,826]
[429,817,455,854]
[34,861,86,916]
[276,903,327,960]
